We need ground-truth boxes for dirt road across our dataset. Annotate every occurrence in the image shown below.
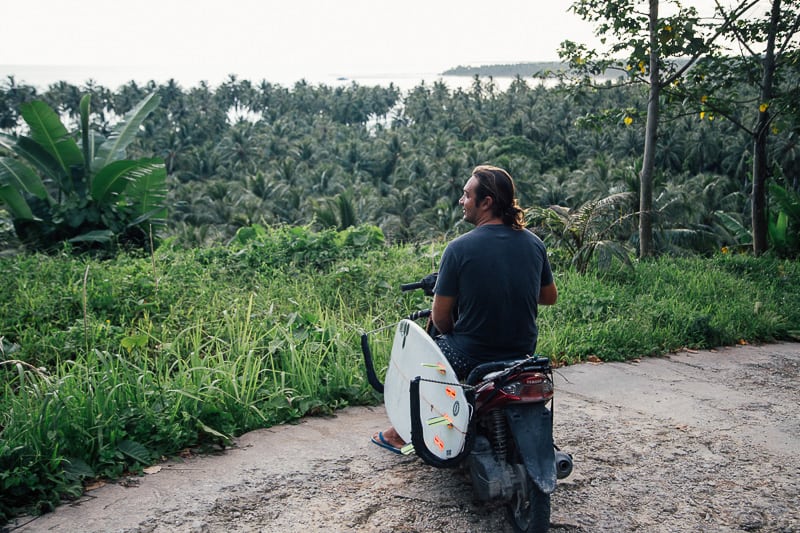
[6,342,799,533]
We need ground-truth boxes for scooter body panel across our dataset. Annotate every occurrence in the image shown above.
[504,403,557,494]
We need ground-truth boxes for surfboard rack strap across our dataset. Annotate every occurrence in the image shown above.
[409,377,474,468]
[361,333,384,394]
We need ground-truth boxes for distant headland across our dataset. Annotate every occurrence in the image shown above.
[440,62,568,77]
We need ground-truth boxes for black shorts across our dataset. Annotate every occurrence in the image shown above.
[435,335,481,380]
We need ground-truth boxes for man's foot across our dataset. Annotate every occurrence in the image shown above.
[371,428,406,454]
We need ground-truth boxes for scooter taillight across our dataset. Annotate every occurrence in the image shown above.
[499,372,554,402]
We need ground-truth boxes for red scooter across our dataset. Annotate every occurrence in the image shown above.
[362,274,572,533]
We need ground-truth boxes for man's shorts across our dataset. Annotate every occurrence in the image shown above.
[434,335,481,380]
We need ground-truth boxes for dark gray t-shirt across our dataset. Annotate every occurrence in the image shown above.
[434,224,553,362]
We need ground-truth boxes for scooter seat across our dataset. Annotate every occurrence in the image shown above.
[466,356,550,385]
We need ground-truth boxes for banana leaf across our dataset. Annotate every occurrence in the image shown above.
[67,229,114,244]
[91,158,167,224]
[0,157,48,200]
[80,94,93,171]
[769,183,800,219]
[19,101,82,176]
[124,159,167,225]
[92,93,160,172]
[0,183,34,220]
[90,160,139,203]
[3,135,65,184]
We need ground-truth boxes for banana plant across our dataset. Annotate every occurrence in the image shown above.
[768,182,800,256]
[0,92,166,252]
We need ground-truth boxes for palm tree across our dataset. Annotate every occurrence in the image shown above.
[0,76,38,132]
[214,121,263,178]
[528,192,636,273]
[312,190,359,230]
[379,186,427,242]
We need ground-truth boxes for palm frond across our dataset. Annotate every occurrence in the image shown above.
[593,240,633,271]
[594,191,636,210]
[713,211,751,245]
[657,227,720,253]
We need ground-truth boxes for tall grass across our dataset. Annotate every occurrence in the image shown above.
[538,254,800,361]
[1,226,799,522]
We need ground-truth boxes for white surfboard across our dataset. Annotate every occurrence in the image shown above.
[384,319,471,460]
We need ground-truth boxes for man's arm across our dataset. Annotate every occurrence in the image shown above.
[539,282,558,305]
[432,294,457,333]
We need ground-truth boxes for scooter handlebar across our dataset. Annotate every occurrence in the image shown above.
[401,272,438,296]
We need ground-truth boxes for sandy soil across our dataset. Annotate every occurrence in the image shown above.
[5,342,799,533]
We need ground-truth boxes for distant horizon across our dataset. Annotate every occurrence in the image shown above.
[0,61,562,93]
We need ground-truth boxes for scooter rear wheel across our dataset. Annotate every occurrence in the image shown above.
[507,474,551,533]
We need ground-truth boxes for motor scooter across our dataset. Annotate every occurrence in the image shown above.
[362,274,573,533]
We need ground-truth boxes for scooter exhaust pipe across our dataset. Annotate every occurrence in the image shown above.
[555,450,573,479]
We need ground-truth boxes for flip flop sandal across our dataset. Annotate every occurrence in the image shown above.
[371,432,402,454]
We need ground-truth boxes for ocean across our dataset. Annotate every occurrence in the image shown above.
[0,64,527,94]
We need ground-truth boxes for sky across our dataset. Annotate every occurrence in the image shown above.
[2,0,600,75]
[1,0,747,89]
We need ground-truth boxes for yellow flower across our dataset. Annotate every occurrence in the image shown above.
[575,56,585,66]
[772,126,779,134]
[638,61,646,73]
[624,116,633,126]
[721,246,729,254]
[700,95,708,103]
[700,111,706,120]
[759,102,769,112]
[665,25,672,31]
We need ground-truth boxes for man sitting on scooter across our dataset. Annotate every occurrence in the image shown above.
[372,164,558,454]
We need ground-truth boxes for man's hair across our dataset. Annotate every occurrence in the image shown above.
[471,165,526,229]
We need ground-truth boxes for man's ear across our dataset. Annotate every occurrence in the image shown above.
[480,195,493,211]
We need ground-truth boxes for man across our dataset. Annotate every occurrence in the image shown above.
[371,165,558,454]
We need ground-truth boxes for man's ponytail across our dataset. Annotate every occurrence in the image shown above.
[472,165,526,230]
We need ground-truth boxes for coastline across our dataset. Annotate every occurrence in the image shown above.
[0,64,546,93]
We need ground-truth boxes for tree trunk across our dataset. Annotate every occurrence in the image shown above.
[752,0,781,255]
[752,123,770,254]
[639,0,661,258]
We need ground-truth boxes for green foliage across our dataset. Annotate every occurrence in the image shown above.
[539,254,800,362]
[527,192,636,273]
[768,182,800,256]
[1,234,799,523]
[0,93,166,253]
[227,223,385,271]
[3,67,799,257]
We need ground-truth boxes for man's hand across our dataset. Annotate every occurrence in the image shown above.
[420,272,438,296]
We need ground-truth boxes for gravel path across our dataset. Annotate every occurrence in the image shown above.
[6,342,799,533]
